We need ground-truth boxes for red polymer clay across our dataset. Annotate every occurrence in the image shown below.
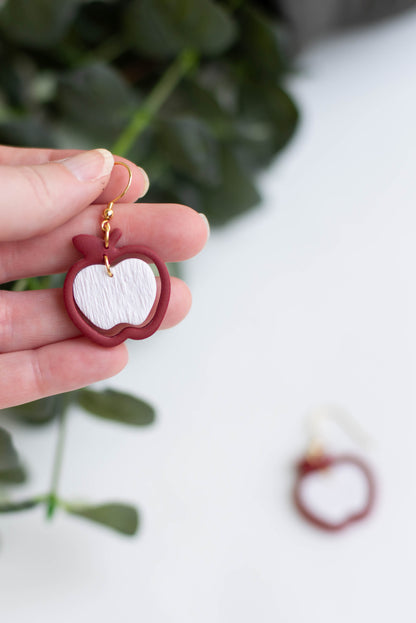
[63,228,171,347]
[293,454,376,532]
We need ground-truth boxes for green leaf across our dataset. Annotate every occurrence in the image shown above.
[233,84,298,169]
[0,427,19,471]
[7,395,67,425]
[0,464,27,485]
[156,115,220,185]
[171,79,235,138]
[0,498,41,513]
[72,1,124,49]
[0,118,57,149]
[56,63,139,145]
[78,388,155,426]
[176,145,261,224]
[235,6,286,80]
[0,56,24,108]
[0,0,81,49]
[67,503,139,536]
[124,0,237,59]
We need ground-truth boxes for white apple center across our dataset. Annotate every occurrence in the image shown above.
[301,464,369,524]
[73,258,157,330]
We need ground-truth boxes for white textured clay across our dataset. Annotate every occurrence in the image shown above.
[73,258,157,330]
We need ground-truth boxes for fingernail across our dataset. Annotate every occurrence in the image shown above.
[138,166,150,198]
[60,148,114,182]
[199,213,210,239]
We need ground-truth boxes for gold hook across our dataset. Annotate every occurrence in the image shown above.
[101,161,133,273]
[108,161,133,204]
[305,404,371,459]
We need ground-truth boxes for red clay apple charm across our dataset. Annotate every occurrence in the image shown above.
[293,453,376,532]
[64,228,170,347]
[64,161,171,346]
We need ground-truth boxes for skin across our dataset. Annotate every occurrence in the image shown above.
[0,146,209,409]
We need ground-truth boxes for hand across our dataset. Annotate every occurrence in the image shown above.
[0,146,209,409]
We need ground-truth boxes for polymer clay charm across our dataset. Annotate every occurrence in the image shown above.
[63,162,170,347]
[292,406,376,532]
[293,453,376,532]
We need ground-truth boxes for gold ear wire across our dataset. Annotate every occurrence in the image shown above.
[101,162,133,275]
[108,161,133,204]
[306,404,371,459]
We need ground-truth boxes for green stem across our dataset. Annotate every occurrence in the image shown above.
[46,396,68,519]
[112,48,198,157]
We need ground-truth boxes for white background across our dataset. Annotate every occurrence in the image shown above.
[2,9,416,622]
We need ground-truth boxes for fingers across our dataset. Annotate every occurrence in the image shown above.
[0,145,148,204]
[0,275,191,408]
[0,145,80,165]
[0,149,113,241]
[0,203,209,283]
[0,278,192,353]
[0,338,128,409]
[0,149,149,241]
[0,145,74,165]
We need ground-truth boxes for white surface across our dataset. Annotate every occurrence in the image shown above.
[73,258,157,329]
[2,10,416,622]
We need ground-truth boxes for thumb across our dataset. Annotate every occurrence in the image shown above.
[0,148,114,241]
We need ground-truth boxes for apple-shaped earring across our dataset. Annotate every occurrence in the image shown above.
[293,405,376,532]
[64,162,170,347]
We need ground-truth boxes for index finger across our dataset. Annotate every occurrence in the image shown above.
[0,145,148,203]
